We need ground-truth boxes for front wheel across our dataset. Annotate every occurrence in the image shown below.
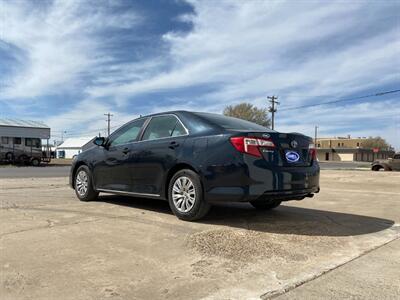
[5,152,14,161]
[168,169,210,221]
[74,165,98,202]
[250,199,282,210]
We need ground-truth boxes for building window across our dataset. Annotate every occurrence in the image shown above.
[14,137,21,145]
[57,150,66,159]
[1,137,9,144]
[342,142,344,147]
[337,143,340,147]
[317,143,321,148]
[357,142,360,147]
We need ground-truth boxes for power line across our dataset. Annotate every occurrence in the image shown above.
[280,89,400,112]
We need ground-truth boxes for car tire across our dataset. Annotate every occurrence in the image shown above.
[250,199,282,210]
[74,165,99,202]
[372,165,383,171]
[168,169,210,221]
[31,158,40,167]
[5,152,14,161]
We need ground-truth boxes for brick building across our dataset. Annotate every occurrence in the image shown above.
[316,136,394,162]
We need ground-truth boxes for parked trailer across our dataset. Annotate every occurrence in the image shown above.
[0,119,51,166]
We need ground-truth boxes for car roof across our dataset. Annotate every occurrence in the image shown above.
[142,110,194,118]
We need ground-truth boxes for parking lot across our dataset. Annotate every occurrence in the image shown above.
[1,169,399,299]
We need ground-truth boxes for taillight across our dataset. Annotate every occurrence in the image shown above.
[309,143,316,160]
[230,136,275,158]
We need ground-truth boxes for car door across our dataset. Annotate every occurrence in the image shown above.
[131,115,188,196]
[93,118,147,191]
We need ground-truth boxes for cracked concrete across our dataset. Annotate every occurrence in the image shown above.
[0,170,399,299]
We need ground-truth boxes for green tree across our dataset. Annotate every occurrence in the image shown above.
[362,136,391,150]
[223,103,271,127]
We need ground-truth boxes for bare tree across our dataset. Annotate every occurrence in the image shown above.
[362,136,391,150]
[223,103,271,127]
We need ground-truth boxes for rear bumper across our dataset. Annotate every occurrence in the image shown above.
[204,160,320,203]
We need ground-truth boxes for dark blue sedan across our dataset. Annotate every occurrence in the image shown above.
[70,111,320,220]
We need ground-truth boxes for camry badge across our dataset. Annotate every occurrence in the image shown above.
[290,140,298,148]
[262,133,270,139]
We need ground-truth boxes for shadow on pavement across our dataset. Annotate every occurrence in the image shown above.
[99,195,394,237]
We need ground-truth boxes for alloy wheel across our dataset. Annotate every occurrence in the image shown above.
[172,176,196,213]
[76,170,89,197]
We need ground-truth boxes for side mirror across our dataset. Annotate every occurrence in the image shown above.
[93,137,106,147]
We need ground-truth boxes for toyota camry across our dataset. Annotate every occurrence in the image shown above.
[70,111,320,221]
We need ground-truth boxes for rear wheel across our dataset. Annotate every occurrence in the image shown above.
[168,169,210,221]
[31,158,40,166]
[250,199,282,210]
[74,165,98,202]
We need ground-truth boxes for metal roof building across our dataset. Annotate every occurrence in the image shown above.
[0,118,50,139]
[56,137,95,159]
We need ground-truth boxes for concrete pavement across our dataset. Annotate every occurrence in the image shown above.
[0,170,399,299]
[275,238,400,299]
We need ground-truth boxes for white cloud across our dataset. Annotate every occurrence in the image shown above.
[1,0,141,99]
[44,98,137,140]
[86,1,399,105]
[1,0,399,149]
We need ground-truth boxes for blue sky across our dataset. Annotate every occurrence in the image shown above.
[0,0,399,149]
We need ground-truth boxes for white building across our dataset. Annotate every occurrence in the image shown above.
[56,137,95,159]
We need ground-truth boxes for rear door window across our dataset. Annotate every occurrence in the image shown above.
[142,115,187,141]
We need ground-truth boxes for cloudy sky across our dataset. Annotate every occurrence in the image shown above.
[0,0,399,148]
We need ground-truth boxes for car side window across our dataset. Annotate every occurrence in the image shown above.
[171,121,186,137]
[142,115,187,141]
[109,118,146,147]
[394,154,400,159]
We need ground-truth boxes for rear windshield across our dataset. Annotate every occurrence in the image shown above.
[194,112,271,131]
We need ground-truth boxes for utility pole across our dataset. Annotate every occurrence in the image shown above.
[267,96,279,130]
[314,125,319,147]
[104,113,113,137]
[61,130,67,142]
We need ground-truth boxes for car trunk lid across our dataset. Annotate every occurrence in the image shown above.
[230,131,315,167]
